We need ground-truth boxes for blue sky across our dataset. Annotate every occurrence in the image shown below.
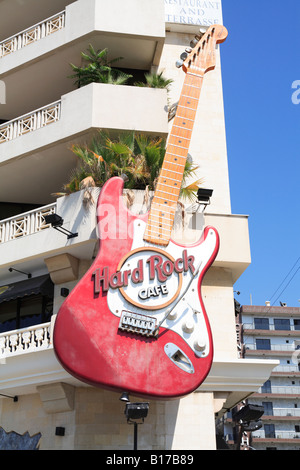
[220,0,300,307]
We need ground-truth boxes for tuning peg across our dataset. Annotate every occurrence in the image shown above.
[190,39,198,48]
[175,59,184,68]
[185,47,192,53]
[180,52,188,61]
[199,27,206,36]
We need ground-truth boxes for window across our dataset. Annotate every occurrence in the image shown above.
[262,402,274,416]
[274,318,290,331]
[256,338,271,350]
[0,294,53,333]
[262,380,272,393]
[264,424,275,438]
[294,319,300,331]
[254,318,269,330]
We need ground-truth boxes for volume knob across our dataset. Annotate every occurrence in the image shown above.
[194,338,206,352]
[167,311,177,321]
[182,320,194,334]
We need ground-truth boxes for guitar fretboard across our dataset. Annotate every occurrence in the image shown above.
[143,73,203,246]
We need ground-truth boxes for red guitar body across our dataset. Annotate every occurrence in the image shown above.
[53,177,219,399]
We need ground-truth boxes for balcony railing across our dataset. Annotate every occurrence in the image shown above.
[243,322,300,332]
[0,203,56,243]
[275,365,300,373]
[253,430,300,440]
[245,343,297,352]
[259,385,300,395]
[269,408,300,417]
[0,11,65,58]
[0,322,51,359]
[0,101,61,144]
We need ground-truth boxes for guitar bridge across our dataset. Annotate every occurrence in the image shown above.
[118,311,158,338]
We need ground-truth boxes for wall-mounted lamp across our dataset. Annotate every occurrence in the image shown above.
[8,267,31,278]
[233,404,264,437]
[44,214,78,239]
[0,393,18,402]
[55,427,65,436]
[195,188,213,213]
[60,288,69,298]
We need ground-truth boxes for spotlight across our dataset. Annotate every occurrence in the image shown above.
[125,402,149,423]
[120,397,149,450]
[196,188,213,212]
[233,404,264,423]
[233,404,264,432]
[119,392,130,403]
[44,214,78,239]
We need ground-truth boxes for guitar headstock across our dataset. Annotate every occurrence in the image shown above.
[176,24,228,76]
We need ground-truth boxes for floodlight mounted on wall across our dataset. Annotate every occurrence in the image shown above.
[233,404,264,431]
[196,188,213,212]
[44,214,78,239]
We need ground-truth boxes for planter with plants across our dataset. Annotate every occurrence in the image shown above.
[54,130,203,207]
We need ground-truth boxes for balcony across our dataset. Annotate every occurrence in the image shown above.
[174,212,251,282]
[0,0,165,120]
[0,11,66,59]
[252,430,300,442]
[252,384,300,399]
[0,315,80,397]
[0,83,168,205]
[245,343,298,353]
[243,322,300,336]
[0,322,51,358]
[0,189,99,284]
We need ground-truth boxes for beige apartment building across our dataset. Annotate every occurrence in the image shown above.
[0,0,277,450]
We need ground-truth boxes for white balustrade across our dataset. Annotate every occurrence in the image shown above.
[0,100,61,144]
[0,203,56,243]
[0,322,51,359]
[253,430,300,440]
[0,11,65,58]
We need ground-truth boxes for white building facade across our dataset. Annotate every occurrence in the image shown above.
[0,0,276,450]
[238,305,300,450]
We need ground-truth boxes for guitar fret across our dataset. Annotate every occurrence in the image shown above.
[148,213,173,224]
[164,160,185,167]
[155,196,178,204]
[181,95,198,100]
[151,203,176,213]
[159,175,181,183]
[167,143,189,150]
[156,187,180,196]
[145,224,171,235]
[158,182,180,190]
[144,228,170,239]
[187,72,203,78]
[183,83,200,89]
[175,115,194,122]
[170,134,191,141]
[177,104,196,111]
[173,124,192,131]
[161,168,182,175]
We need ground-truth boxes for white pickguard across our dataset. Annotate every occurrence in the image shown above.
[107,219,217,358]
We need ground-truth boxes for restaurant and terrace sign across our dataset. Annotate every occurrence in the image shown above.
[165,0,223,27]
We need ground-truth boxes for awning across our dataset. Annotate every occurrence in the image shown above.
[0,275,54,304]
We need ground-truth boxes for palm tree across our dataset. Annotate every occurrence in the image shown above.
[69,44,132,88]
[135,71,173,91]
[56,131,203,202]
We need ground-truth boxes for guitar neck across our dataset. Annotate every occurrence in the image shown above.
[143,72,203,246]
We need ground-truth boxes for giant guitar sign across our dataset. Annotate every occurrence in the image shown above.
[53,25,228,399]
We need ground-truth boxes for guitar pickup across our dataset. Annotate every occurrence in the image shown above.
[118,311,158,338]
